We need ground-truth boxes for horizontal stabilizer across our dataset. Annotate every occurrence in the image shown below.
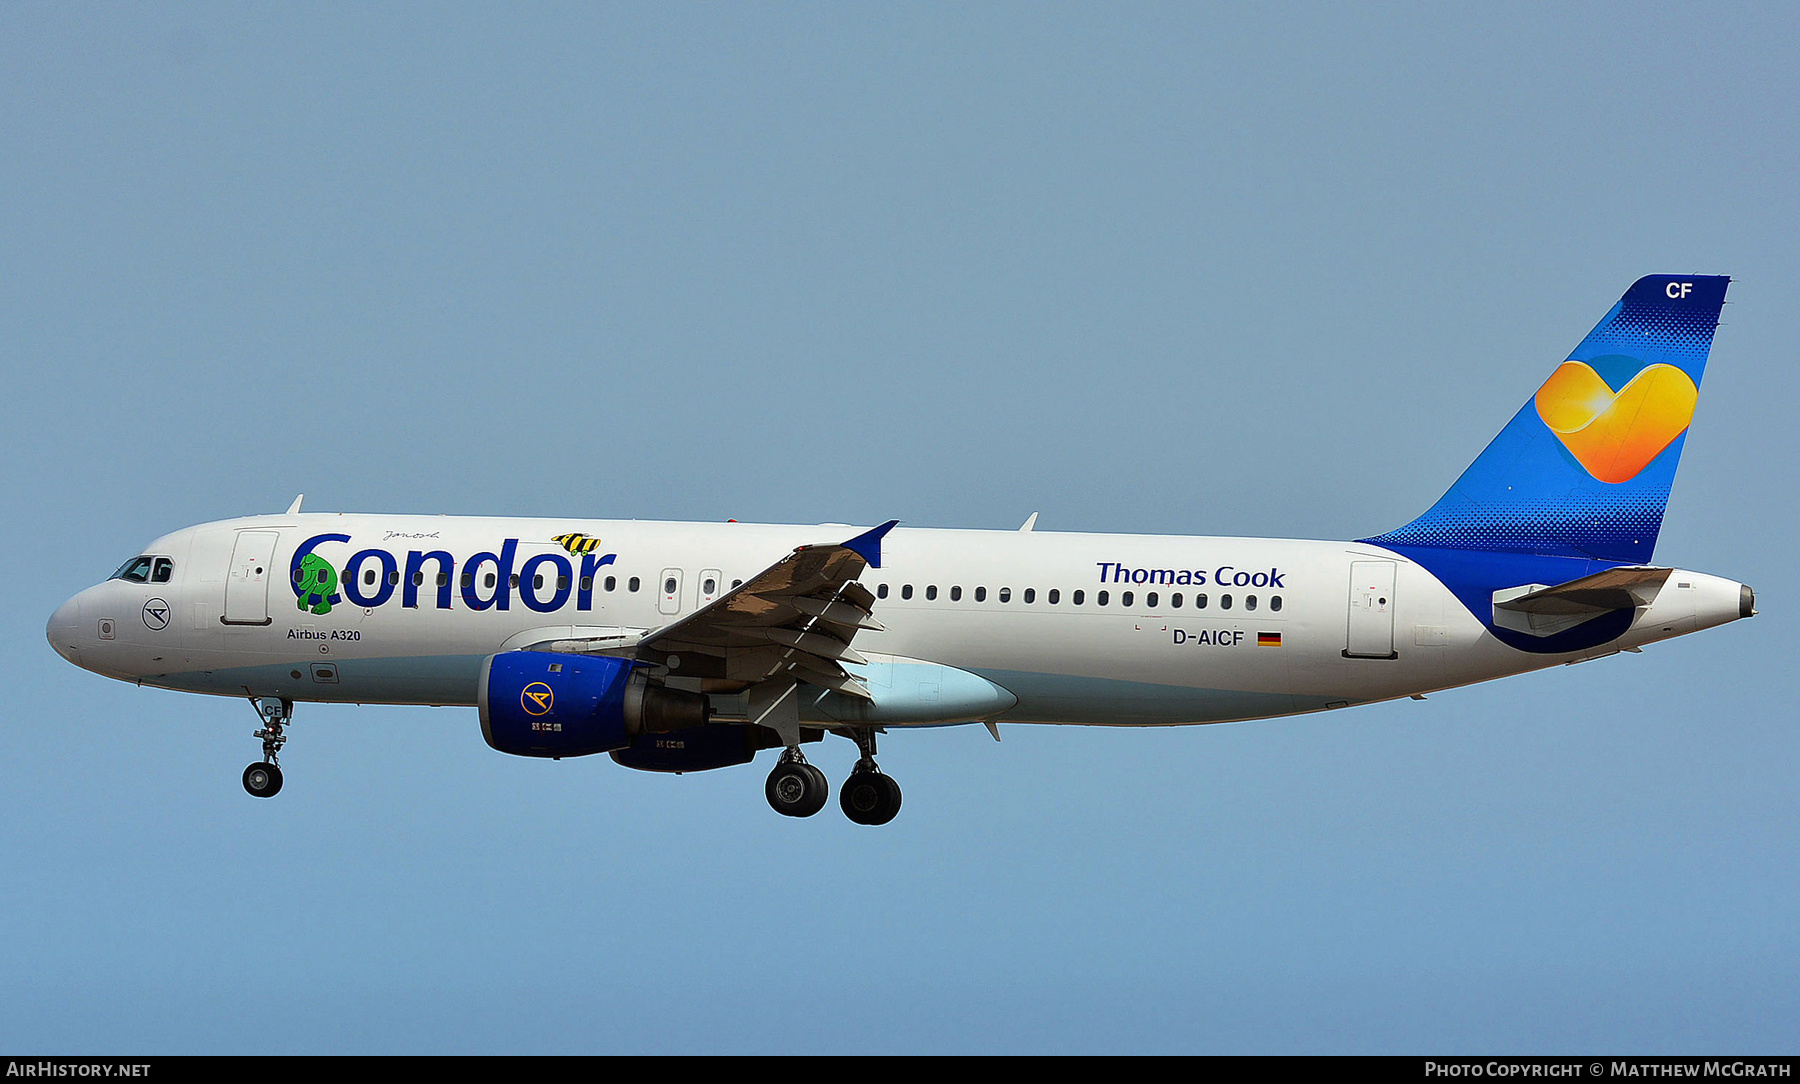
[1491,566,1671,636]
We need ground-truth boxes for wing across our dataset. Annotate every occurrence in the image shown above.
[541,521,894,703]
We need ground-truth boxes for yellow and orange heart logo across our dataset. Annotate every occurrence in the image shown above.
[1534,360,1697,483]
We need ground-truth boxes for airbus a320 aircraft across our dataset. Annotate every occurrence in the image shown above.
[48,276,1752,825]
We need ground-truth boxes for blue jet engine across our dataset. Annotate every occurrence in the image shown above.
[479,651,710,758]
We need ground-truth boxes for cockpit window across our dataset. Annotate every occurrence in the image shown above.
[111,556,155,583]
[110,555,174,584]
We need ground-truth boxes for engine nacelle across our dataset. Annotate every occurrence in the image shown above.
[479,651,710,758]
[610,724,766,773]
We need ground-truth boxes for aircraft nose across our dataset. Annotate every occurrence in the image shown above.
[47,594,82,665]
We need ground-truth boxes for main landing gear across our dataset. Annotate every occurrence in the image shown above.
[761,728,903,825]
[765,748,829,818]
[839,727,902,826]
[242,696,290,799]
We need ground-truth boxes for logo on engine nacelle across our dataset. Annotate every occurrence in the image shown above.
[521,682,554,715]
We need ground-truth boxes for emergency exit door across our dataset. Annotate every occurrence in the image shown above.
[659,568,684,616]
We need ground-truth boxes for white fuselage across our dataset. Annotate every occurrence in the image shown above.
[46,513,1750,729]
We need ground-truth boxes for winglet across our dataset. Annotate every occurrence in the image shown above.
[286,494,304,515]
[1019,512,1038,532]
[842,520,899,568]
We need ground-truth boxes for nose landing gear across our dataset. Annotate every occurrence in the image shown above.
[242,696,291,798]
[243,760,283,798]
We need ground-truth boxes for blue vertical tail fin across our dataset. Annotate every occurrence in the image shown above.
[1362,275,1729,564]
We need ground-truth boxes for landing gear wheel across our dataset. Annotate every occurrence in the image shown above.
[244,696,292,799]
[766,759,829,817]
[840,770,902,826]
[242,761,284,798]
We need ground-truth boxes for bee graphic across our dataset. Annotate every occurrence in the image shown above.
[552,533,602,555]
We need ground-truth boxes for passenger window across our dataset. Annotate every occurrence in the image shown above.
[975,587,987,602]
[628,577,640,592]
[1023,588,1035,604]
[999,588,1012,603]
[900,584,913,600]
[534,574,545,590]
[151,558,174,583]
[1146,591,1158,608]
[1246,595,1258,611]
[557,575,569,592]
[580,576,593,592]
[486,573,498,589]
[1122,591,1134,607]
[926,585,938,600]
[1073,590,1085,605]
[1172,593,1182,608]
[663,577,677,595]
[878,584,889,599]
[1271,595,1283,612]
[364,569,377,586]
[461,573,473,588]
[1048,589,1060,604]
[1195,593,1208,609]
[1097,590,1108,605]
[606,576,617,592]
[437,573,449,587]
[1220,594,1233,610]
[732,579,743,588]
[951,586,962,601]
[703,577,717,594]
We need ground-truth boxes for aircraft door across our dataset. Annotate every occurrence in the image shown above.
[223,530,280,626]
[1345,560,1397,658]
[659,568,683,616]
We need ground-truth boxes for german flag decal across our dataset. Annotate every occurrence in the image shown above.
[552,532,602,555]
[1257,632,1282,647]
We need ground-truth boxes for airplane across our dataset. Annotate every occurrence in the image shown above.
[46,275,1753,825]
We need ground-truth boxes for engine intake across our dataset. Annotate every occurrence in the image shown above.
[479,651,710,758]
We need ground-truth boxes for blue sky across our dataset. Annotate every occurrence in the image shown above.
[3,4,1796,1053]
